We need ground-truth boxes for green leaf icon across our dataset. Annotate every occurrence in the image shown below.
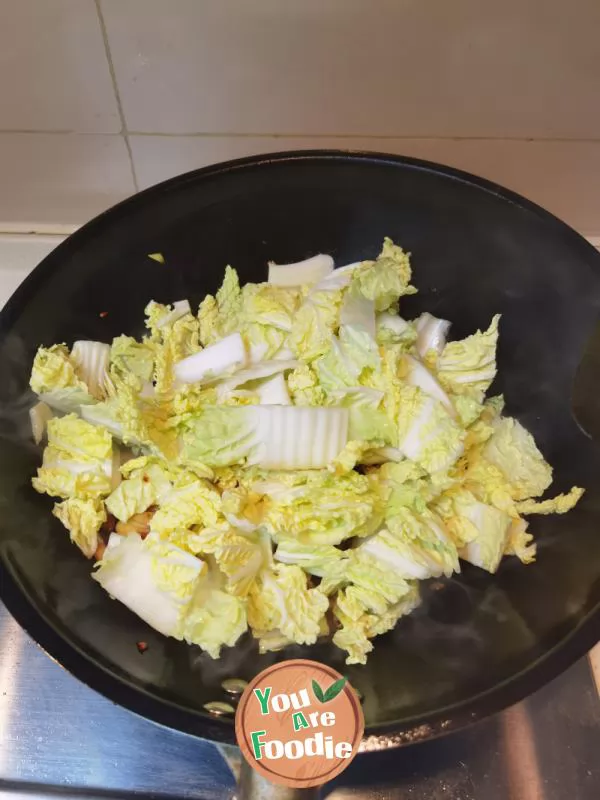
[312,677,347,703]
[312,679,325,703]
[323,677,347,702]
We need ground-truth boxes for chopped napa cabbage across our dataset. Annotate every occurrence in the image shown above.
[329,440,385,474]
[415,312,451,360]
[186,526,269,596]
[30,344,96,413]
[93,532,204,636]
[343,545,416,605]
[459,502,513,573]
[259,468,382,546]
[268,254,334,286]
[257,372,291,405]
[360,513,459,581]
[314,336,380,396]
[151,475,222,536]
[30,401,54,444]
[215,359,298,402]
[243,323,289,364]
[146,304,201,394]
[482,417,552,500]
[174,332,246,385]
[515,486,584,515]
[361,445,405,465]
[315,262,361,291]
[81,399,129,442]
[463,394,505,450]
[183,581,247,658]
[380,460,446,515]
[333,583,420,665]
[145,301,175,339]
[351,237,416,311]
[377,312,410,336]
[180,405,348,470]
[45,413,112,463]
[28,236,584,665]
[105,468,163,521]
[376,312,417,348]
[242,283,301,332]
[197,267,243,346]
[248,563,329,646]
[504,518,536,564]
[404,354,454,414]
[52,496,106,558]
[255,629,295,654]
[71,340,110,400]
[453,394,485,428]
[274,540,345,576]
[339,322,380,373]
[94,532,247,657]
[32,415,114,500]
[340,288,376,339]
[30,344,85,395]
[313,298,380,396]
[215,266,243,332]
[110,335,155,382]
[333,387,394,443]
[396,386,465,474]
[287,364,326,406]
[249,406,349,469]
[179,405,257,468]
[154,300,191,329]
[433,488,491,547]
[438,315,500,402]
[289,285,343,362]
[83,372,177,459]
[33,446,114,500]
[314,338,359,393]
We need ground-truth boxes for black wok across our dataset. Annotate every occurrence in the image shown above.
[0,151,599,756]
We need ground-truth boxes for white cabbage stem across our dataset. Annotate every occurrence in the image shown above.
[405,355,454,414]
[248,406,349,469]
[268,254,334,286]
[155,299,191,329]
[416,312,451,358]
[174,332,246,385]
[29,401,54,444]
[72,340,110,399]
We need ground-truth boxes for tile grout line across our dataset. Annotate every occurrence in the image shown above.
[121,133,600,143]
[3,130,600,143]
[93,0,139,192]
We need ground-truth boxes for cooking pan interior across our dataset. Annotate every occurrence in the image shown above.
[0,152,599,744]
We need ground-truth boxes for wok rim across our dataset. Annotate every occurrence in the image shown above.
[1,148,599,747]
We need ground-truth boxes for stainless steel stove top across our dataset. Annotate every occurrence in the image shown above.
[1,601,598,800]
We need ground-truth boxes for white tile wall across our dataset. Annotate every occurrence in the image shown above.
[102,0,600,138]
[0,0,120,133]
[0,134,135,227]
[0,235,66,304]
[0,0,599,232]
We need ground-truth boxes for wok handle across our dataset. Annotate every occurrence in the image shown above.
[237,757,320,800]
